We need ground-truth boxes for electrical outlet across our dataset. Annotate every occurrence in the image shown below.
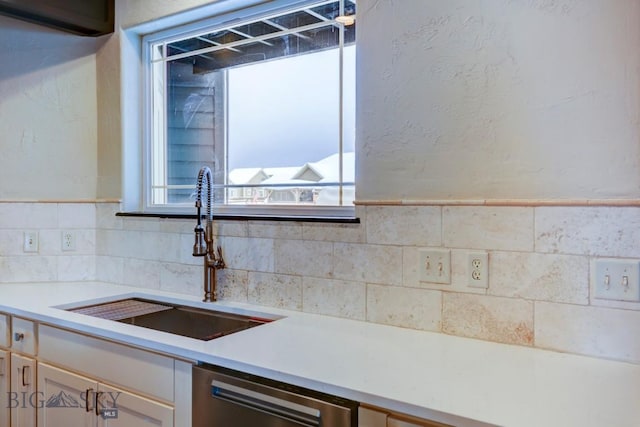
[468,252,489,288]
[61,230,76,251]
[23,231,38,253]
[593,259,640,302]
[418,249,451,284]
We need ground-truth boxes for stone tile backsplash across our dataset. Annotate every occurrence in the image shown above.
[1,202,639,365]
[0,203,96,283]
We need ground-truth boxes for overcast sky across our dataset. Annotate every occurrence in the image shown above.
[228,45,355,170]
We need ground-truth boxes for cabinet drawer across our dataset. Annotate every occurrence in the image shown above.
[11,317,37,356]
[39,325,175,403]
[0,314,8,348]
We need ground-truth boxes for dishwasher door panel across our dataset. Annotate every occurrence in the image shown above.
[192,364,357,427]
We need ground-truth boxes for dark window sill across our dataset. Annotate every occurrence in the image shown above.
[116,212,360,224]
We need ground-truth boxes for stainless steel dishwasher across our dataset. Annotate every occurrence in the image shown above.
[193,363,358,427]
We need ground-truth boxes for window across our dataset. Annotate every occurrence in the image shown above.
[143,0,356,217]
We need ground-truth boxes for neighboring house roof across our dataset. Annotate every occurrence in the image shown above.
[311,152,355,183]
[261,166,302,185]
[228,152,355,187]
[228,168,269,185]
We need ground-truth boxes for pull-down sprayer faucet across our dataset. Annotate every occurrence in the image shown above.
[193,166,225,302]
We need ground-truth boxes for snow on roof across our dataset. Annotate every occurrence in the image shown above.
[307,152,355,183]
[262,166,301,184]
[228,152,355,186]
[228,168,268,185]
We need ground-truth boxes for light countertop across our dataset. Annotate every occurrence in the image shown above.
[0,281,638,427]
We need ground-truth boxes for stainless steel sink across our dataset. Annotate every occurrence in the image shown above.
[67,298,274,341]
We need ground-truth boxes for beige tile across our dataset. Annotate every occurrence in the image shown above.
[302,277,365,320]
[302,222,365,243]
[0,230,26,256]
[248,272,302,310]
[366,284,441,331]
[158,262,202,297]
[0,256,58,282]
[334,243,403,285]
[216,221,248,238]
[489,252,589,304]
[58,255,96,281]
[443,293,534,346]
[275,239,333,278]
[95,256,123,284]
[248,221,303,239]
[58,203,96,229]
[402,247,487,294]
[219,237,274,272]
[217,269,249,303]
[95,229,124,257]
[366,205,441,246]
[122,258,161,290]
[159,218,194,234]
[123,217,161,232]
[96,203,123,230]
[144,232,183,263]
[443,206,534,251]
[0,203,58,229]
[535,302,640,364]
[535,207,640,257]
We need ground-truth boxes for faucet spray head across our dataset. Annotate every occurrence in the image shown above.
[193,225,207,256]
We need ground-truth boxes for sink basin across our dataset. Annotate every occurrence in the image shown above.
[66,298,275,341]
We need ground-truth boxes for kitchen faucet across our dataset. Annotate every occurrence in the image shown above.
[192,166,226,302]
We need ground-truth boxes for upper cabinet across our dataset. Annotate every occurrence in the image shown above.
[0,0,114,36]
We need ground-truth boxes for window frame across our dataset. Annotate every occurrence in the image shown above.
[138,0,356,219]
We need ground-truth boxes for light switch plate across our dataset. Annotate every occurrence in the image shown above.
[593,258,640,302]
[23,231,38,253]
[418,249,451,284]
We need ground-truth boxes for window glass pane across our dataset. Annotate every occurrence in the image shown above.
[163,59,220,204]
[227,45,355,206]
[147,0,356,213]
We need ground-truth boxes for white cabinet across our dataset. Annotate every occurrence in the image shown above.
[10,353,37,427]
[9,316,39,427]
[38,362,173,427]
[360,406,454,427]
[12,318,37,356]
[0,313,9,347]
[98,383,173,427]
[0,349,10,426]
[360,406,388,427]
[37,363,94,426]
[38,325,188,427]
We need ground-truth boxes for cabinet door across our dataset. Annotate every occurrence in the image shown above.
[359,407,388,427]
[97,383,173,427]
[37,363,96,427]
[388,415,454,427]
[0,349,10,427]
[10,353,36,427]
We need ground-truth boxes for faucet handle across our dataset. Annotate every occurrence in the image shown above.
[192,225,207,257]
[215,246,226,269]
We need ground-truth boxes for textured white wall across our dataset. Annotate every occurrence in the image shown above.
[0,15,98,200]
[356,0,640,201]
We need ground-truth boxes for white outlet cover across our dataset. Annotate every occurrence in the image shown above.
[594,259,640,302]
[418,249,451,284]
[468,251,489,288]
